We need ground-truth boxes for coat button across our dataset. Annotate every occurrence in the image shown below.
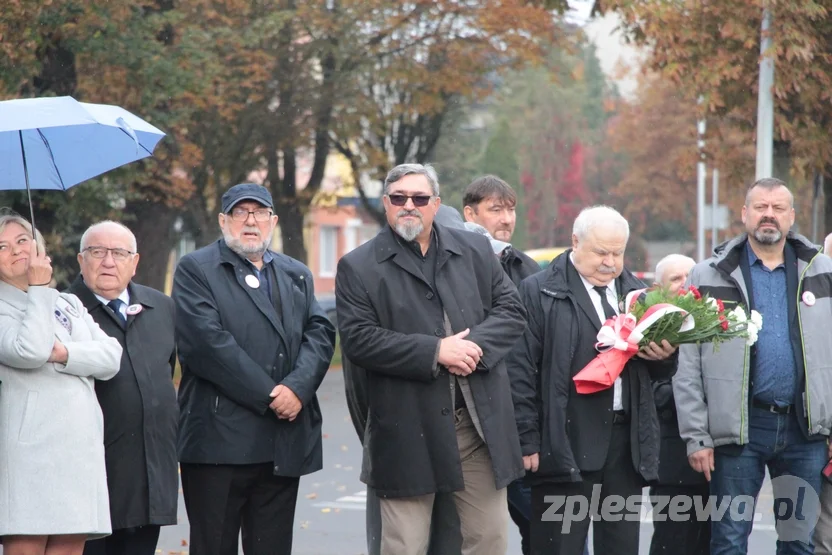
[426,292,434,300]
[441,408,450,416]
[434,328,444,337]
[279,354,284,358]
[274,466,279,472]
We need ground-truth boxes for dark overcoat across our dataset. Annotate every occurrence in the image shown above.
[67,277,179,529]
[171,240,336,476]
[335,223,528,498]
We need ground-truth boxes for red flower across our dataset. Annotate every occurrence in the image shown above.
[677,287,688,296]
[689,285,702,300]
[719,314,729,331]
[716,299,725,313]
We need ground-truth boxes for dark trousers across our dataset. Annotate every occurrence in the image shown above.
[82,525,161,555]
[530,423,643,555]
[180,462,300,555]
[648,484,710,555]
[507,479,531,555]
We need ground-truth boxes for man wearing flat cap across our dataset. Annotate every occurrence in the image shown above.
[172,183,336,555]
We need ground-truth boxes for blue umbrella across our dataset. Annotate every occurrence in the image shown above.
[0,95,166,233]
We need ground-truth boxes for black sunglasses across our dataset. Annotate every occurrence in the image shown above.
[388,193,433,207]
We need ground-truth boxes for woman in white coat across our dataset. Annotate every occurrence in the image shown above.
[0,214,122,555]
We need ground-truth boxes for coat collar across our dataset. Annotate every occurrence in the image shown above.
[0,279,29,311]
[215,239,291,348]
[714,231,820,277]
[70,275,157,311]
[374,224,462,289]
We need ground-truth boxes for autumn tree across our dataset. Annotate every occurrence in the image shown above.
[599,0,832,231]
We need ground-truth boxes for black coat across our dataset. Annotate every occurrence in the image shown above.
[67,278,179,529]
[653,355,707,486]
[507,250,672,486]
[335,224,528,498]
[171,240,336,476]
[501,247,541,287]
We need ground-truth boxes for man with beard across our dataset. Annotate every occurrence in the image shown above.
[171,183,336,555]
[506,205,677,555]
[335,163,527,554]
[675,177,832,554]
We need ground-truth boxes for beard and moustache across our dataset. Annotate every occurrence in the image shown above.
[224,225,271,258]
[394,209,424,241]
[753,217,782,245]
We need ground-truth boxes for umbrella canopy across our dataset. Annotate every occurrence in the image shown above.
[0,96,166,191]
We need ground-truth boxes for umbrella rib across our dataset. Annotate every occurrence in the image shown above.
[117,126,154,157]
[37,129,68,191]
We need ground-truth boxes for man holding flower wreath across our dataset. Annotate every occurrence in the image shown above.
[675,177,832,555]
[506,205,677,555]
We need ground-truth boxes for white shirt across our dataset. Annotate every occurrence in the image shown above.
[570,254,623,411]
[94,288,130,320]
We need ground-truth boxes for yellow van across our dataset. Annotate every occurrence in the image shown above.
[524,247,569,269]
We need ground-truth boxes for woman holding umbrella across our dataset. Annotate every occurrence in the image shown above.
[0,214,122,555]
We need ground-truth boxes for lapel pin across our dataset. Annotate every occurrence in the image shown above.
[126,304,143,316]
[54,309,72,333]
[245,274,260,289]
[802,291,816,307]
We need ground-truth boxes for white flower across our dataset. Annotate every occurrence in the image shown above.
[750,310,763,330]
[730,306,748,324]
[707,297,719,310]
[746,324,759,346]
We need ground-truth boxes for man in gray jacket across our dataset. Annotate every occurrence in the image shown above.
[675,177,832,555]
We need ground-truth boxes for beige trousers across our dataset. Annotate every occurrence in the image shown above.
[379,407,508,555]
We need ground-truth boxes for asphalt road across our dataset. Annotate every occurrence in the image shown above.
[154,369,781,555]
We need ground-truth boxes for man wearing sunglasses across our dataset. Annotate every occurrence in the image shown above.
[336,163,527,555]
[172,183,336,555]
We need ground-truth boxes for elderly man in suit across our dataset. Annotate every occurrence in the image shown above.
[70,221,179,555]
[507,205,677,555]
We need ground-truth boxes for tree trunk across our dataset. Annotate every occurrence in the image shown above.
[275,202,307,262]
[126,199,178,291]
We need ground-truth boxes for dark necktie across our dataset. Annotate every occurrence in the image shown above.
[107,299,127,327]
[592,285,617,320]
[593,285,630,413]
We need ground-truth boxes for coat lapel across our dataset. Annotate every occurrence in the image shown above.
[232,261,288,347]
[374,225,432,290]
[566,259,602,330]
[124,283,156,331]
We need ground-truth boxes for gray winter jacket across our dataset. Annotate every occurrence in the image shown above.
[674,233,832,456]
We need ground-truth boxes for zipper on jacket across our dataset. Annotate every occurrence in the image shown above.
[712,262,752,444]
[796,251,819,433]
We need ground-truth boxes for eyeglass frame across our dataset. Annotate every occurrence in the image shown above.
[82,246,136,261]
[227,207,274,222]
[386,193,435,207]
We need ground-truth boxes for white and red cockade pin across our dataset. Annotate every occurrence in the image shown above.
[802,291,816,307]
[245,274,260,289]
[126,304,143,316]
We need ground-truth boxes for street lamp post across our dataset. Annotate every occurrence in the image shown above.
[755,7,774,180]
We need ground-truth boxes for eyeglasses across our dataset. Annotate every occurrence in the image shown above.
[83,246,135,261]
[229,208,273,222]
[387,193,433,207]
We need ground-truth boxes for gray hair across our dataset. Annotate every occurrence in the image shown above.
[383,164,440,196]
[655,253,696,284]
[80,220,138,253]
[745,177,794,207]
[0,214,46,254]
[572,205,629,241]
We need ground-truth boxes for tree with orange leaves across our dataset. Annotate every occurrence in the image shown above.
[599,0,832,231]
